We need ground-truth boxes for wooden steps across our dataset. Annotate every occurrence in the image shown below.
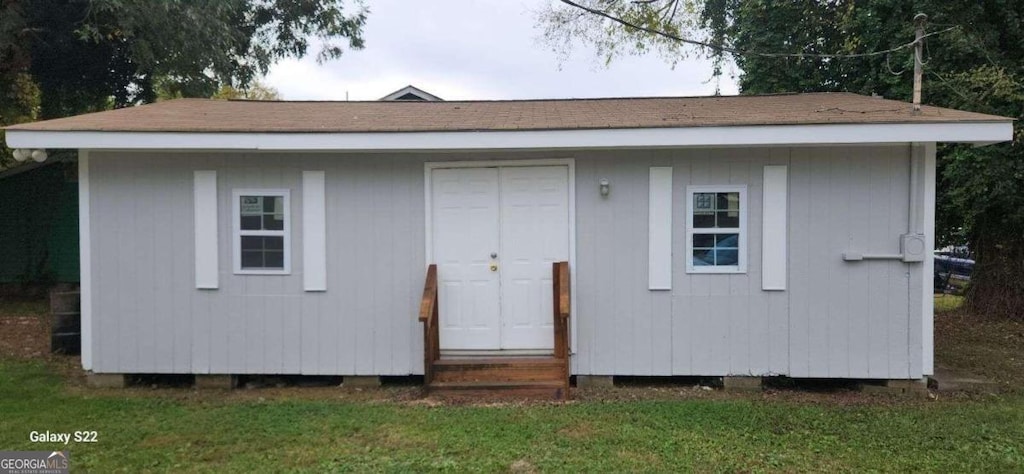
[427,357,569,400]
[419,262,572,401]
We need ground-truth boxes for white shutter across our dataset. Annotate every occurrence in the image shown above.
[762,165,788,290]
[302,171,327,291]
[648,167,673,290]
[193,170,219,289]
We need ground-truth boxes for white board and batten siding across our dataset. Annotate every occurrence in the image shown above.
[88,153,424,375]
[571,146,928,379]
[84,145,930,379]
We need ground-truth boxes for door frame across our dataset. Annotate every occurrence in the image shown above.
[424,158,577,354]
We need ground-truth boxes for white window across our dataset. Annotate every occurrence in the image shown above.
[233,189,291,274]
[686,185,746,273]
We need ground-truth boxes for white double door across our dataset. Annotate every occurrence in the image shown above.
[431,165,570,351]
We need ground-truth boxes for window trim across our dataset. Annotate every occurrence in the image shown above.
[686,184,747,274]
[232,188,291,275]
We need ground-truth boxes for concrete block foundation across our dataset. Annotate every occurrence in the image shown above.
[722,376,763,392]
[861,379,929,397]
[195,375,236,390]
[576,375,615,388]
[343,376,381,388]
[86,373,126,388]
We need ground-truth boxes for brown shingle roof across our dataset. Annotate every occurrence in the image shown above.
[6,92,1010,133]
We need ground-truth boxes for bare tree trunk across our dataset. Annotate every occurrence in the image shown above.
[965,236,1024,320]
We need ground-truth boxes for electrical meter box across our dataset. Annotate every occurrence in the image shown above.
[901,233,927,263]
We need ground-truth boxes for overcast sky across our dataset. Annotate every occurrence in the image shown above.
[264,0,739,101]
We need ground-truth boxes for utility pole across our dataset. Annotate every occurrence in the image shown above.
[912,13,928,114]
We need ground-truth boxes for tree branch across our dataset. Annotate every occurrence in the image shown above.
[558,0,956,59]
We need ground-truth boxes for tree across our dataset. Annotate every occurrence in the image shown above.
[542,0,1024,318]
[1,0,367,162]
[0,0,38,169]
[210,82,283,101]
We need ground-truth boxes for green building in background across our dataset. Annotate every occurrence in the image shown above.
[0,160,79,284]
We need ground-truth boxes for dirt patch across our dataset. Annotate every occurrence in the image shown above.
[557,420,599,439]
[509,459,538,474]
[935,307,1024,393]
[0,314,49,359]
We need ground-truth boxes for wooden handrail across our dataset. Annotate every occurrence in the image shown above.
[419,264,440,385]
[552,261,571,399]
[552,262,570,356]
[556,261,570,319]
[419,264,438,323]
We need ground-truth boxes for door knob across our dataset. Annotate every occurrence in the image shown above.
[490,252,498,259]
[490,264,498,272]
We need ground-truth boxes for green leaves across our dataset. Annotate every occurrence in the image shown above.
[3,0,366,117]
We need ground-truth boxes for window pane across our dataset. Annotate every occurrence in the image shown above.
[240,236,285,269]
[693,212,715,228]
[263,214,284,230]
[693,234,715,248]
[716,211,739,228]
[717,192,739,211]
[241,236,264,251]
[264,251,284,268]
[241,250,263,268]
[241,195,286,231]
[263,196,282,213]
[264,236,284,250]
[693,249,714,266]
[694,193,715,211]
[716,249,738,266]
[716,233,739,248]
[240,215,262,231]
[240,196,262,215]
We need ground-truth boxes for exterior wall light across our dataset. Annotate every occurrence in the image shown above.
[11,148,47,163]
[599,178,610,197]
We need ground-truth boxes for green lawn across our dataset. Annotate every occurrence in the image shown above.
[1,360,1023,472]
[0,297,49,316]
[934,294,965,313]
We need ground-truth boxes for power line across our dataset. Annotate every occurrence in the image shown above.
[559,0,958,60]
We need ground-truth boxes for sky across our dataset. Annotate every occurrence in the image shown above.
[264,0,739,101]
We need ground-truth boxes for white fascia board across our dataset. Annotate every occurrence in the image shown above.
[5,121,1012,151]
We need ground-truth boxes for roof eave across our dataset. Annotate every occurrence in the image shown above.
[4,121,1013,152]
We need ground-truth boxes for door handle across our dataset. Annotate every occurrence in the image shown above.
[490,264,498,272]
[490,252,498,259]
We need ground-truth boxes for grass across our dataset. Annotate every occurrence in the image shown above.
[934,293,965,313]
[1,359,1022,472]
[1,296,1022,472]
[0,297,49,316]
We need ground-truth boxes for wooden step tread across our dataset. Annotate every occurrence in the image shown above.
[435,357,562,367]
[429,380,564,389]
